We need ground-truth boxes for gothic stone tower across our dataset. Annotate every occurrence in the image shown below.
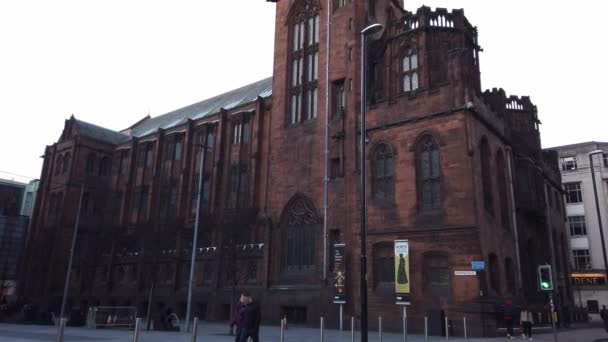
[264,0,569,335]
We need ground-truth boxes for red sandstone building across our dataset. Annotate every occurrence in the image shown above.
[22,0,573,335]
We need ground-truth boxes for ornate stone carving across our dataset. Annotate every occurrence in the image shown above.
[292,0,321,24]
[284,196,317,227]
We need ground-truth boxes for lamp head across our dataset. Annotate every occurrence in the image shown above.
[361,23,383,36]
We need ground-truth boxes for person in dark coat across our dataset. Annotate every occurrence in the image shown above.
[230,293,247,341]
[237,292,261,342]
[503,299,515,339]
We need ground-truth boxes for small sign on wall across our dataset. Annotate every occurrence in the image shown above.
[333,243,346,304]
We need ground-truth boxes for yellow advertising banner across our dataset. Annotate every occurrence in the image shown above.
[394,240,410,294]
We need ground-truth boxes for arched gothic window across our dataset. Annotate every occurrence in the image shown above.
[416,135,442,212]
[402,49,419,92]
[282,195,318,271]
[288,0,320,124]
[495,150,509,229]
[373,144,394,200]
[480,138,493,214]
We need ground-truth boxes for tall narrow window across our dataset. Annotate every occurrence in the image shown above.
[62,153,70,174]
[283,195,317,271]
[55,156,62,176]
[242,120,250,144]
[496,151,510,229]
[233,122,242,144]
[86,153,96,175]
[167,135,182,161]
[98,157,110,176]
[480,138,493,214]
[373,144,394,201]
[374,246,395,289]
[401,49,419,93]
[206,130,215,149]
[289,3,320,124]
[117,150,128,176]
[145,144,154,168]
[333,80,345,117]
[416,135,442,212]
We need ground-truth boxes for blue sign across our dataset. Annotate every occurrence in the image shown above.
[471,261,485,270]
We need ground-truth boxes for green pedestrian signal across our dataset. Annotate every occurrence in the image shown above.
[538,264,553,291]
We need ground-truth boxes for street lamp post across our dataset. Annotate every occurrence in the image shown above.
[185,135,208,332]
[59,183,85,320]
[360,22,382,342]
[588,150,608,286]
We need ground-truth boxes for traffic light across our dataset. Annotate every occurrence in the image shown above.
[538,264,553,291]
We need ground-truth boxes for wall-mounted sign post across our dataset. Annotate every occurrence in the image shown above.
[333,243,346,331]
[395,240,410,342]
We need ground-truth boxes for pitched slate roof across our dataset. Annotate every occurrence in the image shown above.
[129,77,272,137]
[70,77,273,145]
[75,119,131,145]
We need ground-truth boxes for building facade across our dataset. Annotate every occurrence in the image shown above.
[0,178,38,303]
[551,141,608,321]
[22,0,572,335]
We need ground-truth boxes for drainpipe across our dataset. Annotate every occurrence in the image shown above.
[323,0,332,281]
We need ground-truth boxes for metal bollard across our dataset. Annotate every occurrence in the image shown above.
[132,317,141,342]
[379,316,383,342]
[403,306,408,342]
[424,316,428,341]
[320,317,325,342]
[280,318,285,342]
[351,316,355,342]
[445,316,449,340]
[191,316,199,342]
[463,316,467,340]
[56,318,67,342]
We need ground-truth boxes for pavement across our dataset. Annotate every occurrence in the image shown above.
[0,322,607,342]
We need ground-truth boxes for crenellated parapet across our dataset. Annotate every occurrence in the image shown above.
[393,6,476,38]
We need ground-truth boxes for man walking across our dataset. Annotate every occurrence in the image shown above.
[503,299,515,339]
[520,306,533,340]
[237,292,261,342]
[600,305,608,332]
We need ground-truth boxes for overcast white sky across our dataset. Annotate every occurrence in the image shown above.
[1,0,606,183]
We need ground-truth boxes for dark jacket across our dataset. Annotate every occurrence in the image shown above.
[242,302,261,331]
[231,302,246,327]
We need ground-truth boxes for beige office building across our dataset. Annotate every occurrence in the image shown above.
[552,141,608,321]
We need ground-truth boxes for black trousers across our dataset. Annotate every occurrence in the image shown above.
[522,322,532,336]
[505,319,514,335]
